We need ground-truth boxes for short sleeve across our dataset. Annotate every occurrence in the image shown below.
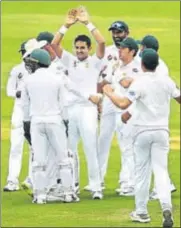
[167,77,180,98]
[61,50,76,68]
[126,79,142,102]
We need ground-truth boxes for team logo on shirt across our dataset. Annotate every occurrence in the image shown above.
[64,70,68,76]
[132,68,139,73]
[128,91,135,97]
[107,55,113,61]
[18,73,23,79]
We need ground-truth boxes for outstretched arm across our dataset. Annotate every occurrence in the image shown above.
[77,6,105,59]
[103,84,132,109]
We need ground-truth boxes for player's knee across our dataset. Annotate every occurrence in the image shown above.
[32,161,46,172]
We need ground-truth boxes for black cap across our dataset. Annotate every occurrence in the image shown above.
[18,41,27,52]
[116,37,138,52]
[142,48,159,70]
[36,31,54,44]
[140,35,159,51]
[108,21,129,33]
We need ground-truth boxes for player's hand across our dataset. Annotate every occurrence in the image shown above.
[16,91,21,98]
[76,6,90,25]
[65,8,78,28]
[121,111,132,124]
[103,84,114,95]
[89,94,103,105]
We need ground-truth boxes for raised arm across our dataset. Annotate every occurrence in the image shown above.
[77,6,105,59]
[51,8,78,57]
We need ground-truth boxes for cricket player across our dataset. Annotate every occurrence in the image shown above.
[3,42,34,192]
[103,48,180,227]
[101,38,142,196]
[124,35,176,199]
[84,20,130,192]
[51,6,105,199]
[22,39,102,202]
[21,48,78,204]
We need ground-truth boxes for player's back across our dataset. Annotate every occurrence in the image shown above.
[133,72,178,127]
[25,68,64,118]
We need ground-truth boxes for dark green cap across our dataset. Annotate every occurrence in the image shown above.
[116,37,138,52]
[18,41,27,52]
[30,49,51,66]
[141,35,159,51]
[108,21,129,33]
[142,48,159,69]
[36,32,54,44]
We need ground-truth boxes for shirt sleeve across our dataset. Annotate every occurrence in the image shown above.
[125,79,142,102]
[6,67,18,98]
[167,77,180,98]
[21,81,30,121]
[61,50,75,68]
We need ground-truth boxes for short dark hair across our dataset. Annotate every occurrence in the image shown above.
[74,35,91,48]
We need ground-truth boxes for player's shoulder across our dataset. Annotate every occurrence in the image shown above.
[10,61,25,75]
[130,59,142,73]
[105,45,117,55]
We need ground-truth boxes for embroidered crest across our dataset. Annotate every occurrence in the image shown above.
[128,91,135,96]
[64,70,68,76]
[107,55,113,61]
[18,73,23,79]
[132,68,138,73]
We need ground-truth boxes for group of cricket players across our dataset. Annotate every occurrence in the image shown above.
[3,6,180,228]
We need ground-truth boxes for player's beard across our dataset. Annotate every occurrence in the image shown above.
[113,36,126,47]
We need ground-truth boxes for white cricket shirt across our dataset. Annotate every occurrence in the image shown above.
[60,50,103,106]
[21,67,67,123]
[6,61,28,105]
[126,72,180,128]
[104,59,142,115]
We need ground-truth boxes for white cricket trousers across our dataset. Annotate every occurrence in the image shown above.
[98,112,117,182]
[31,120,73,198]
[68,104,101,192]
[116,114,135,190]
[133,128,172,214]
[98,112,134,190]
[7,104,32,184]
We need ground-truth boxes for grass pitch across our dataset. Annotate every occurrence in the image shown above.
[1,1,180,227]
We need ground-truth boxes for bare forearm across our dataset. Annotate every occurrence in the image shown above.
[91,27,105,59]
[105,92,130,109]
[51,23,70,55]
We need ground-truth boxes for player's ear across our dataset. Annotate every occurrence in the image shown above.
[88,46,92,51]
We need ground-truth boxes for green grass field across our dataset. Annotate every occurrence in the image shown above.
[1,1,180,227]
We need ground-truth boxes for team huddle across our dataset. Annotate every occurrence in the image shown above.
[3,6,180,228]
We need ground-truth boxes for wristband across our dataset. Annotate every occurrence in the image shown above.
[86,22,96,32]
[59,25,68,35]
